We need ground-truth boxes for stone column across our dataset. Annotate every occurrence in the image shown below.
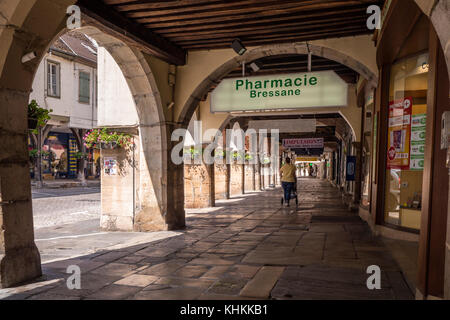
[0,89,42,288]
[100,124,186,232]
[230,161,244,196]
[352,141,362,205]
[244,161,256,192]
[100,141,136,231]
[267,135,273,187]
[214,162,229,200]
[184,160,215,208]
[255,160,261,191]
[255,134,262,191]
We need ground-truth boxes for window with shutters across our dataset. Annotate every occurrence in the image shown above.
[47,60,60,98]
[79,71,90,104]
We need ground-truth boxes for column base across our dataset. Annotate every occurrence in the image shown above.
[0,244,42,288]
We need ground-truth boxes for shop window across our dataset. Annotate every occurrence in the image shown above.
[384,52,429,230]
[47,60,60,98]
[79,71,90,104]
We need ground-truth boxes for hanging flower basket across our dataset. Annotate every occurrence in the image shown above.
[100,141,118,149]
[84,128,133,150]
[27,100,52,134]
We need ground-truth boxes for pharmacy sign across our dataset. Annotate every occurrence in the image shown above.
[211,71,348,112]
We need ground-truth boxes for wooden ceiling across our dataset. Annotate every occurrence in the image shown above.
[79,0,384,65]
[226,54,359,83]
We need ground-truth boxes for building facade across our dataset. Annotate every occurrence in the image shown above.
[28,31,99,181]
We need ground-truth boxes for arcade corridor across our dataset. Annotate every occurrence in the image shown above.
[0,178,413,300]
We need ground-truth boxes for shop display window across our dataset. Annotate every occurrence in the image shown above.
[384,52,429,230]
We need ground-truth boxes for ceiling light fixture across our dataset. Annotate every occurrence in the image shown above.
[231,38,247,55]
[250,62,260,72]
[22,51,37,64]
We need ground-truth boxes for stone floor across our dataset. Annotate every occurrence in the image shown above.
[0,178,414,300]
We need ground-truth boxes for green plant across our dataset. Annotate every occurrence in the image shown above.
[245,153,253,161]
[83,128,133,149]
[74,151,88,159]
[28,100,52,134]
[29,149,39,159]
[214,149,225,158]
[183,147,201,159]
[231,151,242,160]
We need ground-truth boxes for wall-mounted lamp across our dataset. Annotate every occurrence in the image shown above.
[22,51,37,64]
[250,62,260,72]
[231,39,246,55]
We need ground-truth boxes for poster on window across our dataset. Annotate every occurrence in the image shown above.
[410,106,427,170]
[387,97,412,170]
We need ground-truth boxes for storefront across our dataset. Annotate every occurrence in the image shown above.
[42,132,78,179]
[370,0,450,299]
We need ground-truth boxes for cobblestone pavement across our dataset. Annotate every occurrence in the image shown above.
[1,178,414,300]
[32,187,100,229]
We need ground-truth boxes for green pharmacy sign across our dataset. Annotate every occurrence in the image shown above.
[211,71,348,112]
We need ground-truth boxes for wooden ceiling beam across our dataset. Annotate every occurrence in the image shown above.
[77,0,186,65]
[167,18,367,42]
[177,25,367,46]
[157,12,365,36]
[183,28,371,49]
[141,3,375,28]
[150,7,366,33]
[128,0,361,20]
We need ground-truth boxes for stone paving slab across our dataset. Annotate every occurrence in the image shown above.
[240,266,285,298]
[0,178,414,300]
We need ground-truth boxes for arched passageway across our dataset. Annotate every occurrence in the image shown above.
[177,43,378,129]
[0,1,171,288]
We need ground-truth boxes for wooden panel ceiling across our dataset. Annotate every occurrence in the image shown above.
[98,0,384,51]
[226,54,359,83]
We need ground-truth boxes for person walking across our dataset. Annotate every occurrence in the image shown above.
[280,157,297,207]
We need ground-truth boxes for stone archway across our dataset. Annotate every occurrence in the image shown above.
[0,0,169,288]
[177,42,378,128]
[78,26,176,232]
[415,0,450,77]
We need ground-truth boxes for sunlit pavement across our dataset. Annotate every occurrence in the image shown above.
[1,178,413,300]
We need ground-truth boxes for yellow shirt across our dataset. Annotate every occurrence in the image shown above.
[280,164,296,182]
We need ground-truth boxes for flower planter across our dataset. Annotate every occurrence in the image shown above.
[100,141,118,149]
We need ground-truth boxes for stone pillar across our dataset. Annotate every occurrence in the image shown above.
[100,144,136,231]
[214,163,229,200]
[352,142,362,205]
[255,160,261,191]
[0,89,42,288]
[244,162,256,192]
[267,135,273,187]
[184,160,215,208]
[230,162,244,196]
[262,164,269,189]
[100,124,185,232]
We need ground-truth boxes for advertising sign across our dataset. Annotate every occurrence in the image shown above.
[387,98,412,170]
[410,105,427,170]
[248,119,316,133]
[211,71,348,112]
[346,156,356,181]
[282,138,324,149]
[296,157,320,162]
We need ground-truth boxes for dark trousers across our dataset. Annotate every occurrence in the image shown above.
[282,182,295,202]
